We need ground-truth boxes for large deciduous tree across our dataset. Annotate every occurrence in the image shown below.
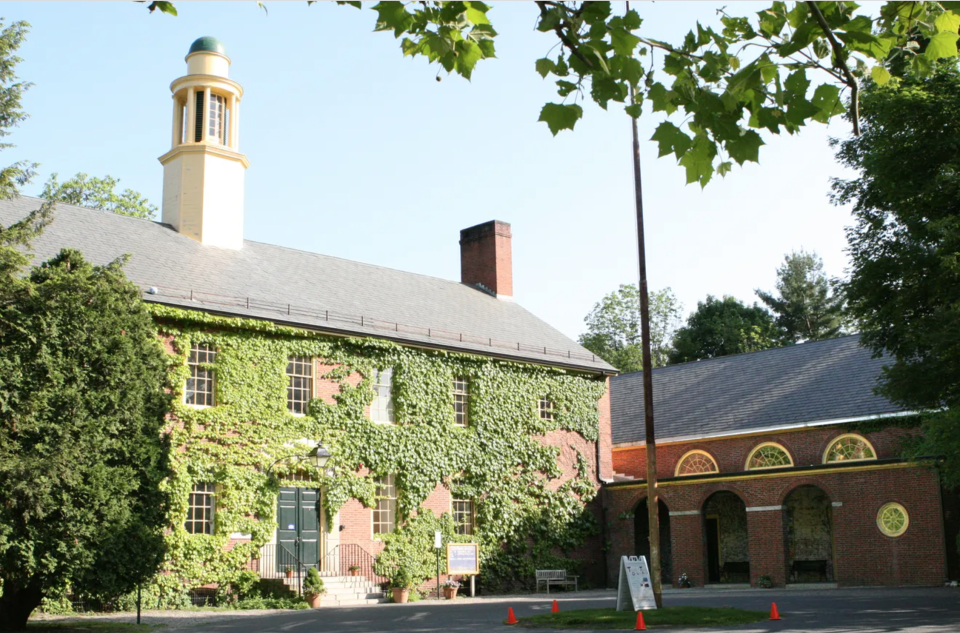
[755,250,844,343]
[669,295,778,364]
[41,172,158,219]
[834,66,960,486]
[578,284,681,372]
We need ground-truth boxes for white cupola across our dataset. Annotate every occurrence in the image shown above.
[158,37,248,250]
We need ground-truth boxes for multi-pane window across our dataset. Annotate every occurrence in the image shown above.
[370,368,395,424]
[675,450,719,477]
[745,443,793,470]
[824,434,876,463]
[453,499,475,535]
[286,356,313,415]
[208,94,225,143]
[538,397,554,422]
[453,377,469,426]
[877,502,909,537]
[185,343,217,406]
[185,483,215,534]
[373,475,397,535]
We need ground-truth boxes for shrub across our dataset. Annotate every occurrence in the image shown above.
[302,568,326,597]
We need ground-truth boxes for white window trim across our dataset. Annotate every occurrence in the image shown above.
[372,474,397,538]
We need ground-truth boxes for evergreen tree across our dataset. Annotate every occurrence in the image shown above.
[755,250,844,343]
[578,285,682,372]
[669,295,778,364]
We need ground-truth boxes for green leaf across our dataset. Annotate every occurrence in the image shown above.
[465,1,491,26]
[373,1,414,37]
[625,103,642,118]
[647,83,677,114]
[678,133,717,187]
[335,0,362,7]
[610,28,641,56]
[725,130,764,165]
[538,103,583,135]
[147,1,177,16]
[810,83,844,122]
[717,161,733,177]
[935,11,960,34]
[455,40,483,80]
[925,31,959,60]
[535,58,556,79]
[871,66,891,86]
[650,122,691,160]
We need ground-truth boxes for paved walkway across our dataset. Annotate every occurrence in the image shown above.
[33,586,960,632]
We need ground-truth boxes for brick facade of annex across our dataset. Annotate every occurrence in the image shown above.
[606,425,947,588]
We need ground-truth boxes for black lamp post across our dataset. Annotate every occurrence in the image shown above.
[266,441,331,476]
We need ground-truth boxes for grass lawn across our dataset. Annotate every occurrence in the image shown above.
[27,623,164,632]
[516,606,769,629]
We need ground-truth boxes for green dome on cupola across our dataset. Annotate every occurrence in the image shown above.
[188,36,226,56]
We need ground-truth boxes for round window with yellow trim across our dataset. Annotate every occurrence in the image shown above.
[675,450,719,477]
[823,434,877,463]
[877,502,909,537]
[745,442,794,470]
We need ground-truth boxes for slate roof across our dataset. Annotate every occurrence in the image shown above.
[0,196,614,373]
[611,335,910,444]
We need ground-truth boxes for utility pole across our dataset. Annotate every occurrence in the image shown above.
[629,85,663,608]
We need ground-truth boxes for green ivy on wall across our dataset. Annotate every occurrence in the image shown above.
[148,305,606,595]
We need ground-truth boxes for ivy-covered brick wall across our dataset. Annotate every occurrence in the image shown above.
[148,305,609,595]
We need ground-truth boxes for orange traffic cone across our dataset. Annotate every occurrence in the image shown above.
[506,607,518,625]
[770,602,781,621]
[551,600,559,613]
[635,611,646,630]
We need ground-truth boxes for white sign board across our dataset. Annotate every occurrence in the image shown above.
[434,530,442,549]
[616,556,657,611]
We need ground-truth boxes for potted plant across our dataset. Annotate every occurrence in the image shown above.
[348,565,361,577]
[758,574,773,589]
[390,568,414,604]
[441,579,460,600]
[303,567,326,608]
[284,565,294,579]
[678,572,691,589]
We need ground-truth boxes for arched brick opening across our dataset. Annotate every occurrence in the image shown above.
[784,484,834,583]
[702,490,749,584]
[634,497,671,584]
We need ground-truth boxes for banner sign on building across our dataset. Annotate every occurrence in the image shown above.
[616,555,657,611]
[446,543,479,575]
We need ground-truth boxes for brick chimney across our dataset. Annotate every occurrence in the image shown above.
[459,220,512,298]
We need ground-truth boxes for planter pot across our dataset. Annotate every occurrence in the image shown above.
[285,570,294,579]
[305,593,323,609]
[443,587,458,600]
[392,588,410,604]
[349,569,359,577]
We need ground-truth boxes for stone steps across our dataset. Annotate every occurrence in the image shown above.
[280,574,387,606]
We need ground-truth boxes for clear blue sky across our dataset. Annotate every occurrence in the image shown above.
[5,1,856,341]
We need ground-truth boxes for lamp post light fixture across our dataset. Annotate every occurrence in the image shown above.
[266,441,331,476]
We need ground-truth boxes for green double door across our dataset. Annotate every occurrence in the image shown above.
[276,487,321,571]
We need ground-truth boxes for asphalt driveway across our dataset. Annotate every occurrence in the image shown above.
[37,586,960,633]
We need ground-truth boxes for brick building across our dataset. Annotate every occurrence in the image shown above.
[0,37,616,603]
[605,336,949,588]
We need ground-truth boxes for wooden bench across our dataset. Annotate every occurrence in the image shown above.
[719,561,750,583]
[535,569,579,593]
[791,559,829,582]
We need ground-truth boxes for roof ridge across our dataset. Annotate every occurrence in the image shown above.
[27,194,499,300]
[611,333,864,379]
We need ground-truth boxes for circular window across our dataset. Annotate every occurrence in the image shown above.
[877,502,909,537]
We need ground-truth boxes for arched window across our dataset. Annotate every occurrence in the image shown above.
[823,434,877,463]
[745,442,793,470]
[675,450,719,477]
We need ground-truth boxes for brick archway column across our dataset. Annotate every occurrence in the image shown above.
[746,505,787,587]
[669,511,704,587]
